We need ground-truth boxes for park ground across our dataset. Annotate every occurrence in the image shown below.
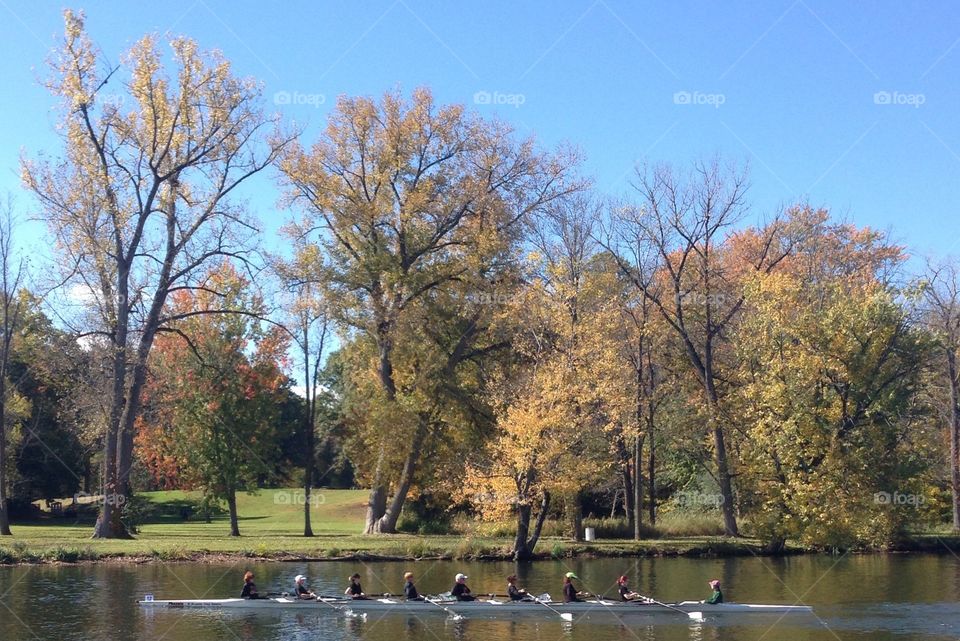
[1,489,958,565]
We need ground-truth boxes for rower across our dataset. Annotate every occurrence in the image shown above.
[507,575,530,601]
[563,572,586,603]
[616,575,641,601]
[240,571,260,599]
[403,571,424,601]
[451,573,476,601]
[704,579,723,604]
[345,573,368,599]
[294,575,317,600]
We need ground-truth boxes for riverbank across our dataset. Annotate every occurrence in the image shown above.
[1,489,957,565]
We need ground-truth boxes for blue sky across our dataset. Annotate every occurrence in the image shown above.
[1,0,958,263]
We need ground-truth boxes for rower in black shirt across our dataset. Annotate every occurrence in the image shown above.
[563,572,584,603]
[507,575,529,601]
[617,575,641,601]
[451,573,475,601]
[294,575,316,600]
[240,571,260,599]
[403,571,423,601]
[345,573,368,599]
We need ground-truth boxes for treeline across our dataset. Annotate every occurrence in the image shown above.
[0,12,957,555]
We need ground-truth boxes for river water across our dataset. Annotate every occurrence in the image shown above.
[1,555,958,640]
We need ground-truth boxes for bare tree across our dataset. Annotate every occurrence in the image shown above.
[600,160,793,536]
[921,258,960,531]
[21,11,292,538]
[273,248,331,537]
[0,197,26,536]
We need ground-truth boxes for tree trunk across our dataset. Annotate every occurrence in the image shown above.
[303,399,315,537]
[513,502,533,561]
[303,472,314,537]
[948,350,960,531]
[618,435,635,533]
[712,422,738,536]
[371,421,427,534]
[569,494,583,541]
[706,373,738,536]
[364,485,388,534]
[765,536,786,555]
[227,490,240,537]
[621,463,633,525]
[648,427,656,526]
[0,396,10,535]
[633,433,643,539]
[93,274,132,540]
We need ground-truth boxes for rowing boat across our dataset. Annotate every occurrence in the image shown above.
[138,595,813,616]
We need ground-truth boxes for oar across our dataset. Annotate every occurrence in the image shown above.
[424,596,464,621]
[633,592,702,621]
[530,594,573,622]
[315,595,367,619]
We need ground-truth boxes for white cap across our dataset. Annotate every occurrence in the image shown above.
[295,575,305,583]
[455,573,468,581]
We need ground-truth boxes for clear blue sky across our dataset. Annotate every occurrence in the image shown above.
[1,0,958,263]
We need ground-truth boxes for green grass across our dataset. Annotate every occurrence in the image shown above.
[2,488,916,564]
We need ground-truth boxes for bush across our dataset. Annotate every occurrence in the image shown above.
[654,512,726,538]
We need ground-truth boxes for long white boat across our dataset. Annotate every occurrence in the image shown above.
[138,595,813,617]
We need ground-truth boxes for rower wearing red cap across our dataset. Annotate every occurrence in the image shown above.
[616,575,641,601]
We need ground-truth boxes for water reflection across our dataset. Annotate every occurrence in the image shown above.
[2,555,960,640]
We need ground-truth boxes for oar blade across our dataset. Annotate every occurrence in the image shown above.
[688,611,703,621]
[561,612,573,621]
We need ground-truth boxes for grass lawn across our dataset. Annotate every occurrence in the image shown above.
[9,488,948,564]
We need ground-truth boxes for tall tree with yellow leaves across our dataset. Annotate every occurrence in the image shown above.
[278,88,582,534]
[22,11,291,537]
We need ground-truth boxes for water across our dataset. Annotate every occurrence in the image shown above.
[1,554,959,640]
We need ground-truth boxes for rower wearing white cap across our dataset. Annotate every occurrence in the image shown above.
[451,573,475,601]
[294,575,317,600]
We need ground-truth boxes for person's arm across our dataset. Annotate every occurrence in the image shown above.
[706,591,721,605]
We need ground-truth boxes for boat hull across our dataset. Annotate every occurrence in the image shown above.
[138,596,812,616]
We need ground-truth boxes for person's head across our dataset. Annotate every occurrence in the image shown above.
[243,571,254,583]
[709,579,721,590]
[404,571,414,581]
[564,571,578,583]
[295,575,305,585]
[350,573,361,583]
[507,575,517,584]
[455,573,468,583]
[617,575,628,585]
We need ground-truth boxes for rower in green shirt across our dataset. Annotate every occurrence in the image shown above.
[704,579,723,604]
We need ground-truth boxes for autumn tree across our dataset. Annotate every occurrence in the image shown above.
[139,265,290,536]
[921,258,960,531]
[0,198,26,535]
[735,213,930,548]
[465,196,620,557]
[601,160,797,536]
[278,88,582,533]
[22,11,292,537]
[272,243,331,537]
